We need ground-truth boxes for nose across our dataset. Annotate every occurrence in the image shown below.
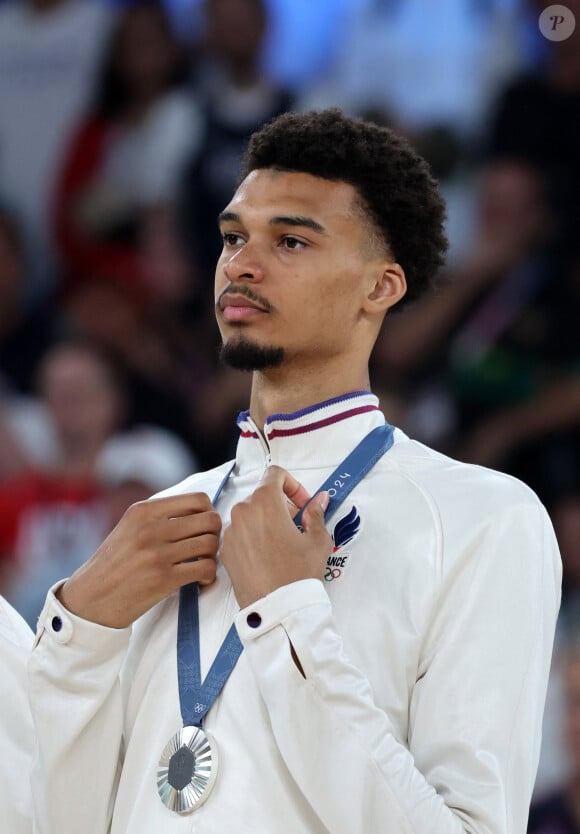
[222,247,264,283]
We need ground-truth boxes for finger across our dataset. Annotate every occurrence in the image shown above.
[162,534,220,565]
[166,510,221,543]
[173,555,218,587]
[144,491,214,520]
[260,465,311,509]
[300,491,330,538]
[287,501,302,522]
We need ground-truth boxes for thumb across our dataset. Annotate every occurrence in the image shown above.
[300,491,330,537]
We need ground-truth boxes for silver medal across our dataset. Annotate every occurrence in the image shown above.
[157,725,218,814]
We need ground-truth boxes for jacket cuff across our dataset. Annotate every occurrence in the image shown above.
[235,578,330,642]
[34,581,131,652]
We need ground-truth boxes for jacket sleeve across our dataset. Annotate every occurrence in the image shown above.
[28,587,131,834]
[235,497,562,834]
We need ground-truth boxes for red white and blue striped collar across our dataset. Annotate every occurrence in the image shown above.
[236,391,387,473]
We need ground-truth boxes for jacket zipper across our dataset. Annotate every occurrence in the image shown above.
[246,415,272,471]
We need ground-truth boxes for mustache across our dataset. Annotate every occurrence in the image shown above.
[217,285,274,313]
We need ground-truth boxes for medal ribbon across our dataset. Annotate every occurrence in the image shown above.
[177,421,395,729]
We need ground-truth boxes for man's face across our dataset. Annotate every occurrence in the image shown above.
[205,0,265,66]
[39,347,122,444]
[215,169,384,372]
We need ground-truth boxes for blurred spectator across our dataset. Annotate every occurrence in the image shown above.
[452,240,580,508]
[489,0,580,256]
[0,0,115,303]
[178,0,293,292]
[373,157,580,504]
[24,339,126,476]
[1,339,197,626]
[53,0,202,295]
[298,0,526,142]
[0,203,59,395]
[164,0,356,92]
[60,273,203,455]
[0,339,125,622]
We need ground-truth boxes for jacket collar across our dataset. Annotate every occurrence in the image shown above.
[236,391,387,473]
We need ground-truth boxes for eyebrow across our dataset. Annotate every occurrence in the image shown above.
[218,211,327,235]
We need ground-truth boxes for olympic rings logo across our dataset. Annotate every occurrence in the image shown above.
[324,566,343,581]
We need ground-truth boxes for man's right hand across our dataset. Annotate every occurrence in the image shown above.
[57,493,221,628]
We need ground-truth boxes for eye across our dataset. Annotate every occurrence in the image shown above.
[222,232,245,246]
[281,236,306,250]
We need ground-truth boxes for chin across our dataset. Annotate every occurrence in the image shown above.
[220,336,285,371]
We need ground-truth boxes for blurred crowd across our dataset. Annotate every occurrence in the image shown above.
[0,0,578,824]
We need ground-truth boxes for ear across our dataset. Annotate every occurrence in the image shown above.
[363,262,407,314]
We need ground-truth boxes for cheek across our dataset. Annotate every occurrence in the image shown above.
[285,289,354,350]
[323,274,364,325]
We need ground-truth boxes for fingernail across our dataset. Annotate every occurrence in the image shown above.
[317,491,330,511]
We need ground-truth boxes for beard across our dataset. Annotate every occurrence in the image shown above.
[220,336,285,371]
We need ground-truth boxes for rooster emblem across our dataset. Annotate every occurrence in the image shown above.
[332,506,361,550]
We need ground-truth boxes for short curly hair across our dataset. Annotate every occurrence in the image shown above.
[240,109,448,305]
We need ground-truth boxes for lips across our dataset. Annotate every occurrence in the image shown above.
[219,293,269,323]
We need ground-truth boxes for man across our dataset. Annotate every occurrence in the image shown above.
[0,596,34,834]
[28,109,561,833]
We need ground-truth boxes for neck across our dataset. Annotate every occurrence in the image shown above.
[57,436,104,479]
[248,363,371,428]
[227,57,261,88]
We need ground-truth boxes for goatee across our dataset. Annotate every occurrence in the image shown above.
[220,337,285,371]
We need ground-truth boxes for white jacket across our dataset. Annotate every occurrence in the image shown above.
[28,392,562,834]
[0,596,34,834]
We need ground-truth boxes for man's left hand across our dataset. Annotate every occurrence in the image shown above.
[220,465,332,609]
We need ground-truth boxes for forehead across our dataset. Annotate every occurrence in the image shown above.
[41,348,110,388]
[222,169,362,229]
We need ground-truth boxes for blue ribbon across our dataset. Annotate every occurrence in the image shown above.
[177,422,395,729]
